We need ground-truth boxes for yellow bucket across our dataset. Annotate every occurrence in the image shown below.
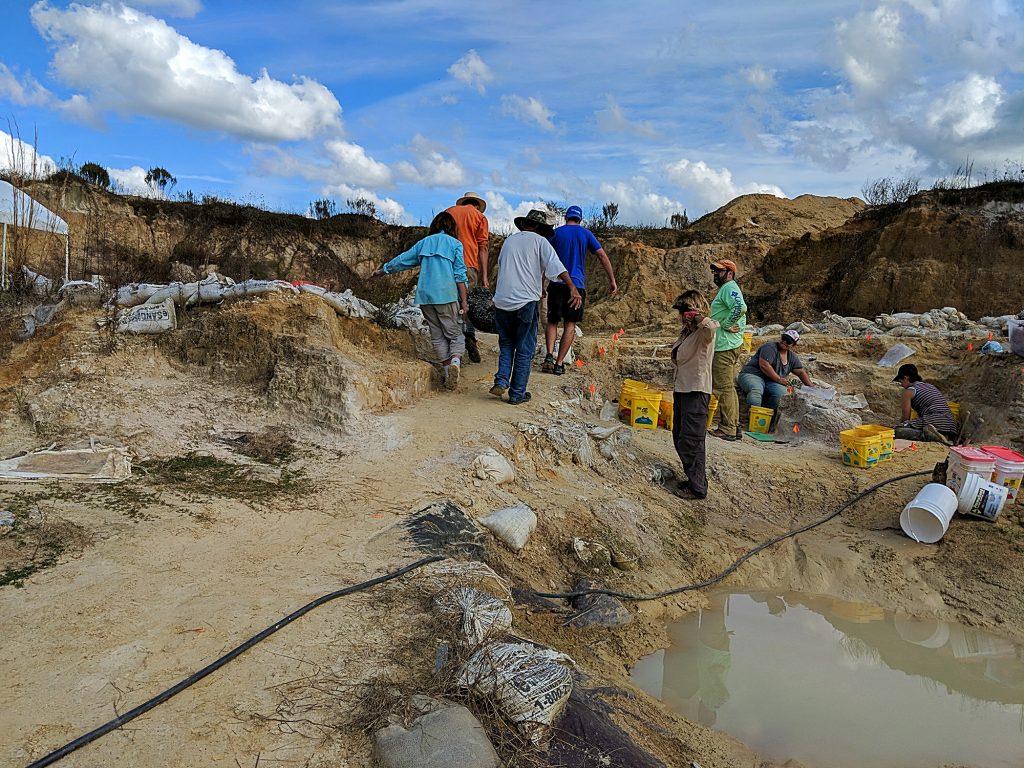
[706,395,719,430]
[859,425,895,462]
[658,394,673,430]
[630,391,662,430]
[619,379,647,421]
[748,406,773,433]
[742,330,754,352]
[841,428,881,468]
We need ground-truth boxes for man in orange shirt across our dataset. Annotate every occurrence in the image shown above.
[445,191,489,363]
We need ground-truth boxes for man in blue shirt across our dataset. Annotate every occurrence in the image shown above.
[542,205,618,375]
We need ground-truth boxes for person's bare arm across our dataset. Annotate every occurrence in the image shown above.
[595,247,617,296]
[558,271,582,308]
[759,356,788,386]
[796,368,813,387]
[457,282,468,315]
[478,235,489,289]
[901,389,914,421]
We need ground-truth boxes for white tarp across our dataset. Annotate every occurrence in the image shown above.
[1,180,70,289]
[0,180,69,234]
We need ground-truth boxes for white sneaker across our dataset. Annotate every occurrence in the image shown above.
[446,358,461,390]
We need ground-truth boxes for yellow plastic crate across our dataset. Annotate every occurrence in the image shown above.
[841,428,881,468]
[859,425,895,462]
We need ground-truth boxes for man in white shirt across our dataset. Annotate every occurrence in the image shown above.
[490,209,581,405]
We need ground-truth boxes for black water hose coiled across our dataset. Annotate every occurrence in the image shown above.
[26,470,930,766]
[25,555,444,768]
[534,469,932,602]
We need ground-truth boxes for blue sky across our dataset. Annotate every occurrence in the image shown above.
[1,0,1022,230]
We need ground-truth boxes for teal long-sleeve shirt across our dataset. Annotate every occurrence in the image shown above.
[710,279,747,352]
[382,233,467,305]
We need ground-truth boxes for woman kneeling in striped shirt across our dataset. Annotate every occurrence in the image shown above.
[893,363,958,445]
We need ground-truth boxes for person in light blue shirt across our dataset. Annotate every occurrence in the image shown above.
[372,211,468,389]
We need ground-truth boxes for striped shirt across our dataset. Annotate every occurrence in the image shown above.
[909,382,958,434]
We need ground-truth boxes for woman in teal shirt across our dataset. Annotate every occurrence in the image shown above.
[372,211,468,389]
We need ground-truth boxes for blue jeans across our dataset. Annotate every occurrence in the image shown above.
[738,372,788,411]
[494,301,539,401]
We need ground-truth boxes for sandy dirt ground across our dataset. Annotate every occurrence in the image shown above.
[2,297,1023,768]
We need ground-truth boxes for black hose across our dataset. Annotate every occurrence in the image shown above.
[25,554,444,768]
[535,470,931,602]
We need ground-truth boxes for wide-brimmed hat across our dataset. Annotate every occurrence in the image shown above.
[710,259,738,275]
[456,191,487,212]
[514,209,555,238]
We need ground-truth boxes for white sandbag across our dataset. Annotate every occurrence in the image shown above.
[220,279,297,300]
[458,642,574,743]
[433,587,513,646]
[21,266,53,296]
[143,281,200,307]
[392,305,428,333]
[300,284,378,319]
[117,298,177,334]
[413,561,511,602]
[478,503,536,552]
[472,449,515,483]
[111,283,166,307]
[1009,319,1024,358]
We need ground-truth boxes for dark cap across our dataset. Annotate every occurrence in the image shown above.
[893,363,920,382]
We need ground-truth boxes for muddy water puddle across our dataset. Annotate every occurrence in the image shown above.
[631,591,1024,768]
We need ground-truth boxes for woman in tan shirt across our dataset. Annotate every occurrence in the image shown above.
[670,290,719,500]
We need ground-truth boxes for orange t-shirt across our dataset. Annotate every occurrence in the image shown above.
[445,204,489,269]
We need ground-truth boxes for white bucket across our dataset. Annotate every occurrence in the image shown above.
[981,445,1024,505]
[893,613,951,649]
[957,472,1009,521]
[900,483,959,544]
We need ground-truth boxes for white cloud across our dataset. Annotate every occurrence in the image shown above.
[440,94,458,105]
[926,73,1003,139]
[323,140,393,187]
[447,49,494,95]
[595,177,690,225]
[740,65,776,90]
[501,94,556,132]
[29,1,342,142]
[0,64,51,106]
[481,192,549,235]
[108,165,163,197]
[664,159,785,211]
[0,129,58,177]
[321,184,408,224]
[834,4,909,100]
[394,135,469,187]
[131,0,203,17]
[595,96,656,137]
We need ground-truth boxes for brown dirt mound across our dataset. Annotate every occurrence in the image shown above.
[748,182,1024,319]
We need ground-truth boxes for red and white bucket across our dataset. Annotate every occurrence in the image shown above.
[980,445,1024,505]
[946,447,996,496]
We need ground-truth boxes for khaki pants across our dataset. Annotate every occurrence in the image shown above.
[420,303,465,363]
[711,346,742,434]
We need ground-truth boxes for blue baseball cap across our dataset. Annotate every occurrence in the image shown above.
[565,205,583,221]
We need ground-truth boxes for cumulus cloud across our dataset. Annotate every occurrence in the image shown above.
[740,65,775,90]
[926,73,1003,140]
[321,183,408,224]
[323,140,393,187]
[834,4,909,100]
[501,94,556,132]
[595,177,690,225]
[664,159,784,211]
[595,96,656,137]
[447,49,494,95]
[29,1,342,142]
[481,192,549,234]
[108,165,163,197]
[131,0,203,17]
[0,129,58,176]
[394,135,470,187]
[0,64,52,106]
